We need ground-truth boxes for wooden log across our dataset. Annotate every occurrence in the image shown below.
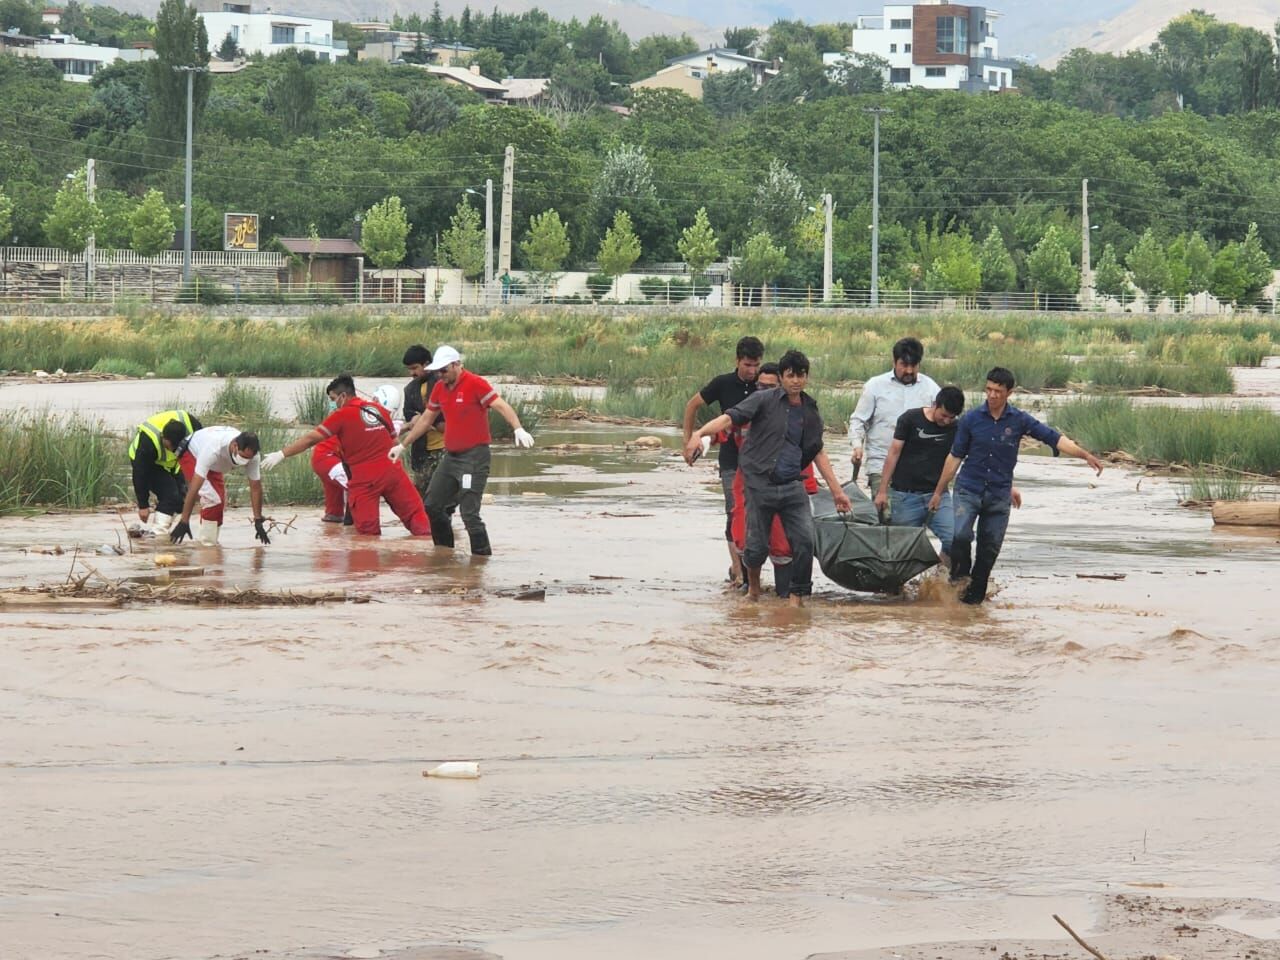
[0,595,125,609]
[1212,501,1280,527]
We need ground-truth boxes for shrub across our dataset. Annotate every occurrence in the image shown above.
[202,378,275,424]
[155,358,189,379]
[585,273,612,301]
[91,357,149,378]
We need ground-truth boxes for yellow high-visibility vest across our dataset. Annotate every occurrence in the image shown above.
[127,409,195,472]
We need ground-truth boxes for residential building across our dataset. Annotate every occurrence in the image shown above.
[40,7,62,26]
[838,0,1015,92]
[195,1,346,63]
[420,63,507,102]
[631,47,771,100]
[502,77,549,107]
[9,32,155,81]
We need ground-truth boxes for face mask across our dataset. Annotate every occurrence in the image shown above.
[326,398,338,413]
[230,450,251,467]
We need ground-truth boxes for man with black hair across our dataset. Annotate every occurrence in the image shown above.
[929,367,1103,605]
[874,386,965,562]
[261,375,430,538]
[685,349,851,606]
[849,337,940,517]
[401,344,447,504]
[127,408,202,537]
[172,427,267,546]
[683,334,764,585]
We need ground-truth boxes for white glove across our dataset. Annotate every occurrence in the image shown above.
[260,450,285,472]
[513,428,535,449]
[388,444,405,463]
[700,436,712,456]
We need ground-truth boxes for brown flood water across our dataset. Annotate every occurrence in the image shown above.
[2,381,1280,960]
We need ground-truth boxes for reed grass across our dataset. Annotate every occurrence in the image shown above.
[1179,466,1259,502]
[292,381,330,425]
[201,378,275,425]
[91,357,149,378]
[1,311,1273,394]
[1052,398,1280,474]
[0,410,125,513]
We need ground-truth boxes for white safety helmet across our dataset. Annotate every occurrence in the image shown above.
[373,384,400,415]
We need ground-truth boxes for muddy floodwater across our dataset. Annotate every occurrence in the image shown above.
[3,379,1280,960]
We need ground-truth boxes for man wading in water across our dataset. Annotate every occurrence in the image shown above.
[685,349,851,607]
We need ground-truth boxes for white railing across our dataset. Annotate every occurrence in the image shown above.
[3,246,285,267]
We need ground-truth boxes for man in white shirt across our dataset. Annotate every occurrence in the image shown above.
[848,337,940,520]
[171,427,270,546]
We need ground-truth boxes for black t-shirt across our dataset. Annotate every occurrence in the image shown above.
[700,371,756,470]
[891,408,956,493]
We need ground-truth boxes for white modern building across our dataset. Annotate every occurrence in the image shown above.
[196,1,345,62]
[837,0,1015,92]
[13,32,155,81]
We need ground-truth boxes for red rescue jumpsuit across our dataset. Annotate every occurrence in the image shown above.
[310,435,347,519]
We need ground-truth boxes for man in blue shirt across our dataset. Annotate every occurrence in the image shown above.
[929,366,1103,606]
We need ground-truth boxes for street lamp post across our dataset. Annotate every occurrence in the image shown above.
[465,178,494,292]
[864,107,891,307]
[173,65,208,286]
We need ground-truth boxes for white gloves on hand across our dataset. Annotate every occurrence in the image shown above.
[388,444,405,463]
[513,428,535,449]
[700,436,712,457]
[260,450,285,472]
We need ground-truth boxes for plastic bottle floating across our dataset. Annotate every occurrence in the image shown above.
[422,761,480,779]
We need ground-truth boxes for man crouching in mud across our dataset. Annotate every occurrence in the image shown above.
[684,349,851,606]
[929,366,1104,606]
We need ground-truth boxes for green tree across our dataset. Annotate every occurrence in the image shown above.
[405,85,460,133]
[752,157,805,241]
[361,196,410,269]
[1125,228,1170,310]
[1210,243,1248,305]
[217,30,238,60]
[440,198,487,298]
[1239,221,1272,301]
[147,0,210,147]
[521,208,570,299]
[1093,244,1130,300]
[267,57,318,136]
[43,171,101,253]
[702,69,757,119]
[1025,225,1078,305]
[0,187,11,243]
[678,206,718,283]
[0,0,41,34]
[1182,232,1214,297]
[596,209,642,299]
[723,26,760,55]
[732,231,788,295]
[925,232,982,302]
[58,0,90,38]
[978,226,1016,292]
[130,189,176,256]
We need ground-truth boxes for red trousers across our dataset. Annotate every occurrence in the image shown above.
[311,443,347,517]
[730,465,818,557]
[348,465,431,537]
[178,451,225,524]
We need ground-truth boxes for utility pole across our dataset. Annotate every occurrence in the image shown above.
[174,64,208,286]
[484,177,494,285]
[822,191,834,303]
[1080,178,1092,305]
[864,107,891,307]
[498,146,514,277]
[85,157,95,295]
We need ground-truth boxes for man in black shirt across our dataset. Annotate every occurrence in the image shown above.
[874,386,963,562]
[402,344,446,505]
[127,408,202,537]
[682,335,764,585]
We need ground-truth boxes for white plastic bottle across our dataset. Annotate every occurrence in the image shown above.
[423,761,480,779]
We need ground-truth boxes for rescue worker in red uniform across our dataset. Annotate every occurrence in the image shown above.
[311,434,349,523]
[260,374,430,537]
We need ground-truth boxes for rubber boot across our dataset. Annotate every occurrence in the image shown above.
[149,512,174,538]
[428,511,454,548]
[198,520,221,546]
[468,528,492,557]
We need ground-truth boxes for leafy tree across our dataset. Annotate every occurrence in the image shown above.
[828,52,887,94]
[978,226,1016,292]
[267,57,318,136]
[1093,244,1130,300]
[1026,225,1078,304]
[0,0,41,34]
[217,30,239,60]
[95,189,137,249]
[702,69,756,119]
[1182,232,1214,297]
[925,232,981,300]
[148,0,210,147]
[362,196,410,269]
[332,78,375,114]
[0,187,11,242]
[130,189,176,256]
[596,209,642,298]
[1239,221,1272,299]
[405,86,460,134]
[1125,228,1170,309]
[723,26,760,55]
[752,158,805,241]
[43,171,101,253]
[546,58,612,119]
[463,47,506,80]
[677,206,719,282]
[521,208,570,298]
[59,0,90,38]
[732,231,788,289]
[440,198,486,284]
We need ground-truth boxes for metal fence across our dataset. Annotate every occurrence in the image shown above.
[0,270,1268,315]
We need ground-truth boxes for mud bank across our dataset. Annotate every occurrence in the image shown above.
[2,423,1278,960]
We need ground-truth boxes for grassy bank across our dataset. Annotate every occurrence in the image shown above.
[2,310,1275,395]
[1052,398,1280,476]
